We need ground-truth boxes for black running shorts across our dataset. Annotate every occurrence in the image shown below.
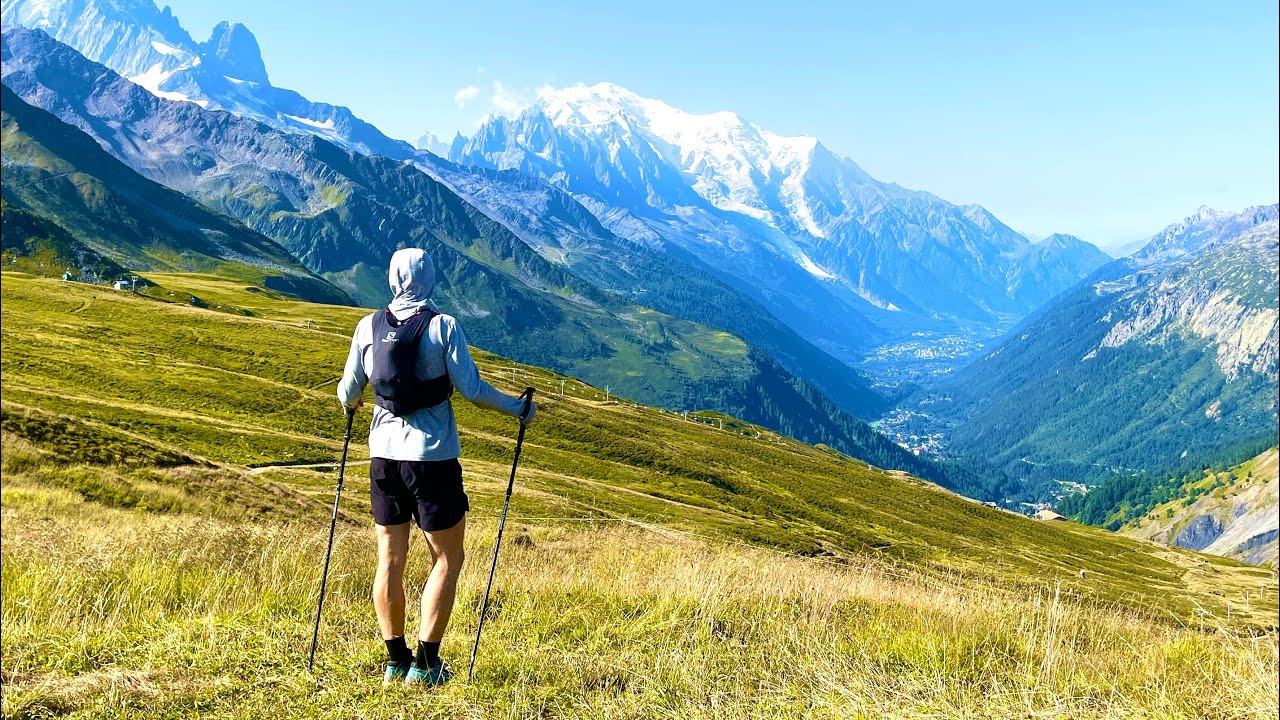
[369,457,468,531]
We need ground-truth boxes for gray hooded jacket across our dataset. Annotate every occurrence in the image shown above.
[337,248,529,461]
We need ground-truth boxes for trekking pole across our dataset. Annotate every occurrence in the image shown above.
[308,406,356,674]
[468,387,535,683]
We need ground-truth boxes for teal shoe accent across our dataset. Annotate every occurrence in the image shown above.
[405,661,453,687]
[383,662,411,686]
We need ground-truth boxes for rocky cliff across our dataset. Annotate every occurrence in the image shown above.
[1126,448,1279,567]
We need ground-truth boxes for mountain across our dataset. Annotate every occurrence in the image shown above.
[413,131,459,158]
[1007,233,1113,305]
[7,0,1110,381]
[1060,447,1279,567]
[0,83,351,303]
[4,267,1271,619]
[415,156,889,414]
[1131,205,1276,265]
[2,199,128,280]
[0,0,410,158]
[1105,237,1148,259]
[925,204,1279,500]
[451,83,1111,368]
[1,1,893,419]
[2,28,973,484]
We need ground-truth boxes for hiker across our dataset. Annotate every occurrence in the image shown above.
[337,247,536,686]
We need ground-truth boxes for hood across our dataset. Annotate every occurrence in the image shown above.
[387,248,436,319]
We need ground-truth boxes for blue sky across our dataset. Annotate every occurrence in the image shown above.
[162,0,1278,249]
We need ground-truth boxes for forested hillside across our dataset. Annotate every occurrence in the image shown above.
[927,206,1279,500]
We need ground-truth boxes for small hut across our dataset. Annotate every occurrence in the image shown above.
[1035,509,1067,522]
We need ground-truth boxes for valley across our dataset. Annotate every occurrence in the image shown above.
[3,3,1276,515]
[2,33,943,495]
[916,206,1279,504]
[4,4,1276,512]
[861,331,996,390]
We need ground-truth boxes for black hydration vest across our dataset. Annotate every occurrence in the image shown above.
[370,307,453,416]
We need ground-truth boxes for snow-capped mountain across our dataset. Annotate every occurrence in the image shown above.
[2,0,228,86]
[453,83,1110,352]
[4,27,931,470]
[0,0,410,157]
[536,83,870,240]
[413,131,448,156]
[3,0,1107,376]
[1,2,891,405]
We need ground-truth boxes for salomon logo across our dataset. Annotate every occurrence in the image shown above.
[381,331,398,343]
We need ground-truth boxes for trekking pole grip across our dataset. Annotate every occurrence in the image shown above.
[519,387,535,422]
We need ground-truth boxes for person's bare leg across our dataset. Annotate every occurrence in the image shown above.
[373,522,411,640]
[418,516,466,643]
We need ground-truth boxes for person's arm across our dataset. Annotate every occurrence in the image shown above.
[442,316,536,422]
[337,319,369,410]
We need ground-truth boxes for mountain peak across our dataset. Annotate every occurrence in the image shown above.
[1040,233,1087,247]
[538,81,665,110]
[2,1,414,159]
[562,81,642,101]
[535,82,803,145]
[201,20,268,84]
[1195,205,1220,221]
[413,130,452,157]
[514,81,840,231]
[2,0,196,56]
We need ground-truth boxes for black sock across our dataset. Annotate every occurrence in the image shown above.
[385,636,412,665]
[415,640,440,669]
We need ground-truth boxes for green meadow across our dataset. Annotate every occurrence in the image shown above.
[1,271,1276,719]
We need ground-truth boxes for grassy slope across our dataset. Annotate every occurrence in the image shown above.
[2,271,1277,718]
[5,488,1276,720]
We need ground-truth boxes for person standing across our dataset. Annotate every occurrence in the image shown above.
[337,248,535,686]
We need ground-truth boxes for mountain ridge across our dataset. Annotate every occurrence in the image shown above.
[0,82,352,304]
[452,82,1112,352]
[1,0,416,156]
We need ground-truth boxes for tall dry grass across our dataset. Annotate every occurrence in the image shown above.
[2,489,1276,719]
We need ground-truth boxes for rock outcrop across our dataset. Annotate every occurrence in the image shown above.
[1127,448,1279,567]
